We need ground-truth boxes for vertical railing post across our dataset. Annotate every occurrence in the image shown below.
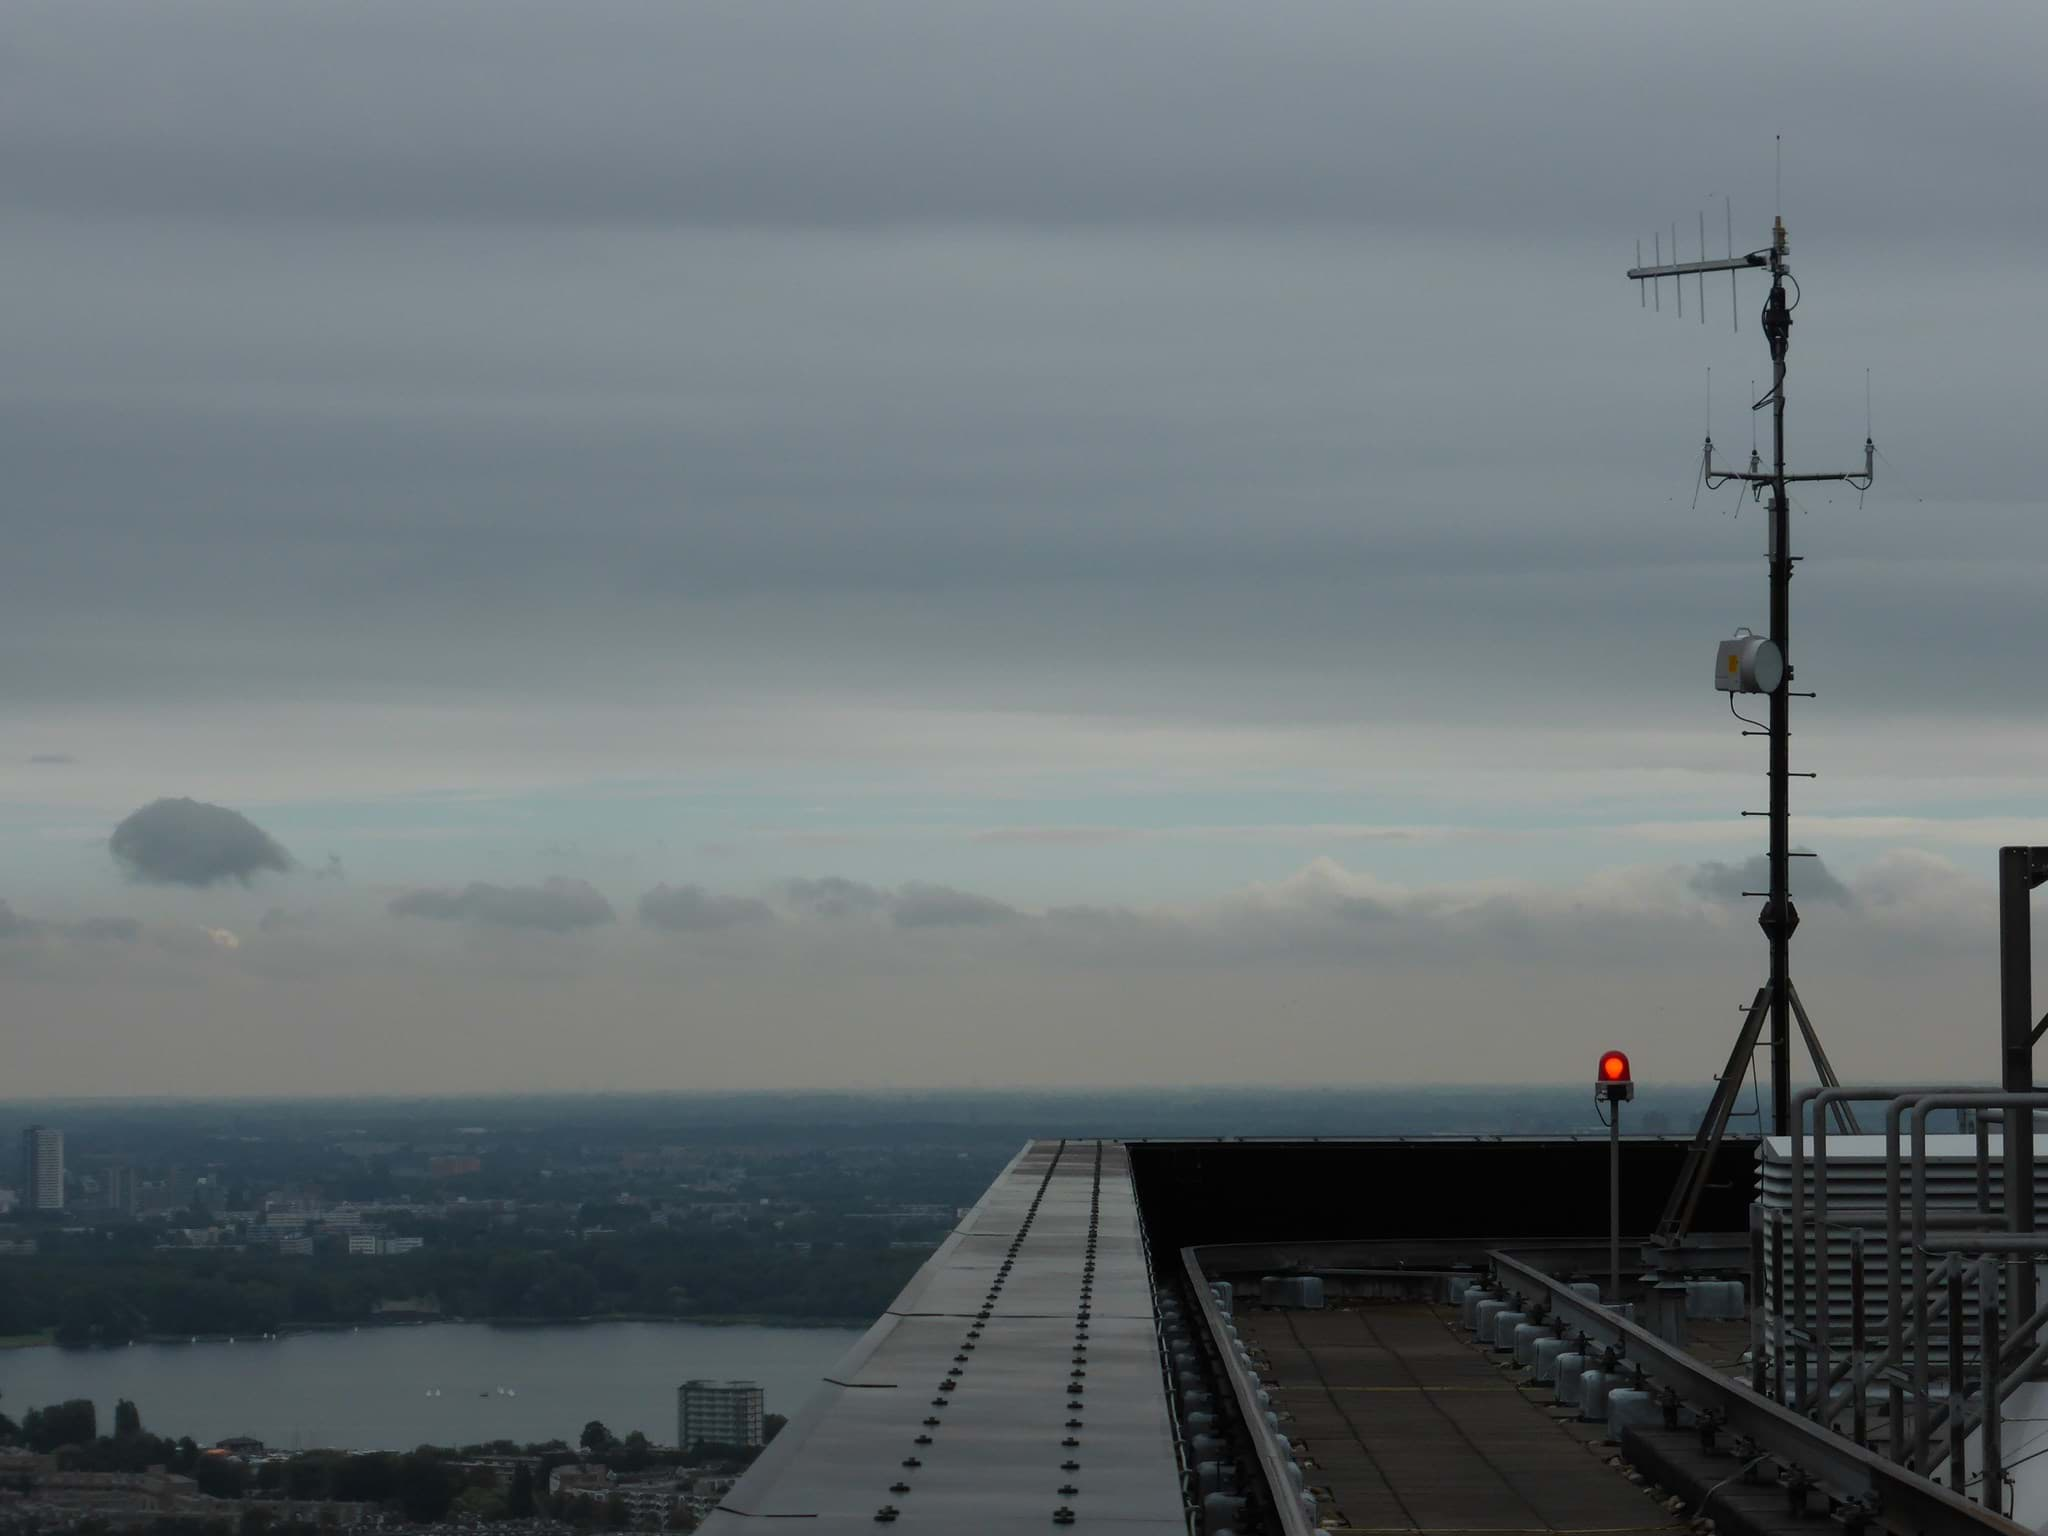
[2001,848,2039,1325]
[1749,1203,1768,1395]
[1982,1254,2004,1514]
[1948,1260,1967,1491]
[1849,1228,1867,1446]
[1772,1212,1788,1402]
[1977,1110,1993,1215]
[1917,1253,1949,1472]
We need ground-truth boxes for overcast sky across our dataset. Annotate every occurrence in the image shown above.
[3,0,2044,1097]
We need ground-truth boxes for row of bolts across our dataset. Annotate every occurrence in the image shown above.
[874,1140,1103,1526]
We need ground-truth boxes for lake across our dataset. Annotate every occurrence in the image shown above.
[0,1321,864,1452]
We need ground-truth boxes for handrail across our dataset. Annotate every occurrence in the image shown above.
[1180,1247,1317,1536]
[1490,1249,2027,1536]
[1801,1083,1986,1415]
[1135,1207,1200,1535]
[1902,1094,2048,1471]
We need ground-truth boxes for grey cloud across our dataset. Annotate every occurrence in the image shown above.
[638,884,776,933]
[641,853,1982,970]
[782,877,893,920]
[892,883,1018,929]
[5,0,2048,762]
[389,877,614,932]
[0,904,140,943]
[972,827,1141,847]
[776,876,1017,927]
[1688,853,1853,908]
[27,753,75,765]
[259,906,311,934]
[67,916,141,943]
[4,3,2042,239]
[109,798,293,887]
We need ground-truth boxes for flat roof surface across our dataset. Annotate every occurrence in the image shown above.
[1242,1303,1683,1535]
[701,1139,1185,1536]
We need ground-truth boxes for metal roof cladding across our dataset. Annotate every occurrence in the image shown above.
[699,1139,1185,1536]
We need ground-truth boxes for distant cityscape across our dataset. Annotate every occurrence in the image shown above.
[0,1382,775,1531]
[0,1088,1713,1531]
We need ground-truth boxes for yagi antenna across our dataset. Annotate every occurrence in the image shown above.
[1631,202,1747,333]
[1624,204,1877,1161]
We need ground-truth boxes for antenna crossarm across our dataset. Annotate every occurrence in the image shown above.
[1703,439,1875,492]
[1627,253,1768,281]
[1711,470,1866,484]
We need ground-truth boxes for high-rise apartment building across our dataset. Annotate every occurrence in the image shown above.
[102,1164,137,1215]
[678,1380,764,1450]
[19,1127,63,1212]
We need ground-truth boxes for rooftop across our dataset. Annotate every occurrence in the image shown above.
[704,1135,2024,1536]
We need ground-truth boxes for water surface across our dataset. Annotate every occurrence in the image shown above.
[0,1320,862,1451]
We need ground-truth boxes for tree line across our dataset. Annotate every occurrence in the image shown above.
[0,1225,924,1344]
[0,1396,783,1528]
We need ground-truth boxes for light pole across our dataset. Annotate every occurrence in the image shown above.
[1599,1050,1635,1302]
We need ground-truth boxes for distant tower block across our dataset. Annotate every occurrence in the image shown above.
[679,1379,765,1450]
[19,1126,64,1212]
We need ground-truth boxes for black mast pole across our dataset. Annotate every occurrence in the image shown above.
[1764,223,1794,1138]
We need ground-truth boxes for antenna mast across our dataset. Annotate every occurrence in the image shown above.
[1626,211,1874,1214]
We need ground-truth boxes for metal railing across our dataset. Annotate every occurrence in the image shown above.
[1771,1087,2048,1501]
[1491,1249,2028,1536]
[1181,1247,1318,1536]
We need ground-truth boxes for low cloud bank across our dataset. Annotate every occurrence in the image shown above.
[389,877,615,932]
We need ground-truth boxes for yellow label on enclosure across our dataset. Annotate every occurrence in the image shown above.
[1727,655,1739,673]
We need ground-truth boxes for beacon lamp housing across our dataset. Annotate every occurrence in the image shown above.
[1714,629,1784,694]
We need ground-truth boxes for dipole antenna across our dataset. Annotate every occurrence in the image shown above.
[1626,209,1875,1228]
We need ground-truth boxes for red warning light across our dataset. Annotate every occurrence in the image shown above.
[1597,1050,1634,1101]
[1600,1051,1630,1082]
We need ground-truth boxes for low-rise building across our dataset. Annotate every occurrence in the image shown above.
[549,1464,611,1498]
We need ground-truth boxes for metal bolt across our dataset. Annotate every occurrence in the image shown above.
[1058,1483,1079,1497]
[1061,1460,1080,1471]
[873,1507,898,1523]
[902,1458,922,1469]
[1783,1468,1814,1515]
[889,1482,911,1494]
